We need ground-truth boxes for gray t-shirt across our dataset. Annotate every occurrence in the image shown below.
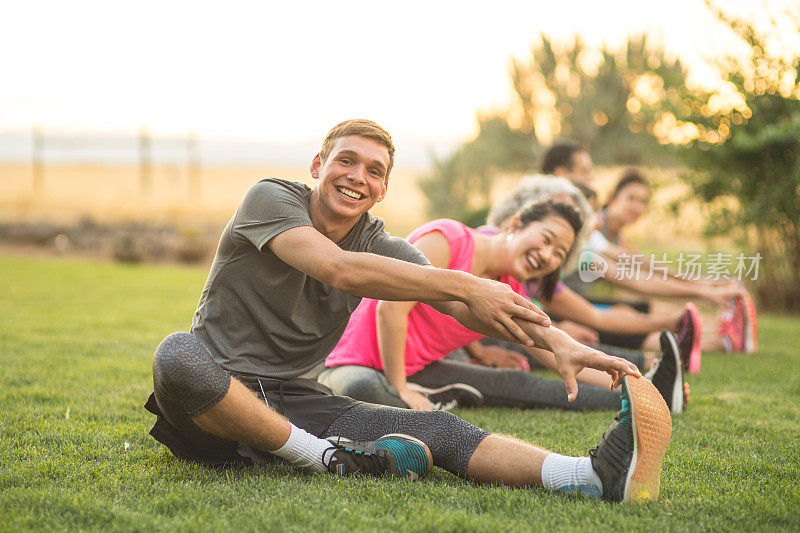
[190,178,430,379]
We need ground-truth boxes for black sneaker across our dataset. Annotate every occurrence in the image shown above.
[648,331,685,414]
[406,382,485,410]
[323,433,432,480]
[589,375,672,502]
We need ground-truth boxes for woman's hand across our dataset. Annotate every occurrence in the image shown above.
[470,345,530,371]
[556,320,600,344]
[398,388,433,411]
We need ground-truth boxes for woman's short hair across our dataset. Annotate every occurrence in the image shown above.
[487,175,596,275]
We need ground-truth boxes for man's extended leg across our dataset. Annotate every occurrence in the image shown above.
[150,332,430,477]
[322,403,488,477]
[465,375,672,501]
[324,405,585,487]
[323,375,672,502]
[408,359,621,410]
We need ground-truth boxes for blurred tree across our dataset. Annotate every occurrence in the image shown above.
[421,35,688,224]
[672,1,800,311]
[508,34,688,165]
[419,115,539,223]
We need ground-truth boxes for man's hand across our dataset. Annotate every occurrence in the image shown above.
[470,345,530,371]
[544,327,641,402]
[461,277,550,346]
[398,388,433,411]
[556,320,600,344]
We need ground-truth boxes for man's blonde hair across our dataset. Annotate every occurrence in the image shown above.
[320,119,396,177]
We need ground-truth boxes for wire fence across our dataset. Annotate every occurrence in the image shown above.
[27,126,202,197]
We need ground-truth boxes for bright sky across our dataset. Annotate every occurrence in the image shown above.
[1,0,796,145]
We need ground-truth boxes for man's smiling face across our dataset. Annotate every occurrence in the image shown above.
[311,135,390,224]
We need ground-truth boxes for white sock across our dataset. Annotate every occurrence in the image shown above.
[271,423,335,474]
[541,453,603,498]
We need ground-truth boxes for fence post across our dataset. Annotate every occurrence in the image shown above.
[139,127,152,194]
[187,130,201,198]
[32,125,44,192]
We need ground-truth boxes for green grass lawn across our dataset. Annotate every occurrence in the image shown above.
[1,255,798,532]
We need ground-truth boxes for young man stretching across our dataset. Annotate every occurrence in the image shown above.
[145,119,672,502]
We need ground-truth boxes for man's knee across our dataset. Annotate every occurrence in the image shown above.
[154,332,205,384]
[152,332,230,416]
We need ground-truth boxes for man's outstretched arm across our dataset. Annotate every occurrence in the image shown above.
[267,226,549,345]
[427,300,640,401]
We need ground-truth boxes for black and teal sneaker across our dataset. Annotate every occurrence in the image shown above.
[323,434,432,480]
[589,375,672,502]
[648,331,685,413]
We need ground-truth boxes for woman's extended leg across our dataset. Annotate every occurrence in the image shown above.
[318,365,407,408]
[408,359,620,410]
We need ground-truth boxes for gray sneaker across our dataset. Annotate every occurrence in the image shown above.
[407,382,484,410]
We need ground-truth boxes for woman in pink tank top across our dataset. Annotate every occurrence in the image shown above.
[321,201,640,412]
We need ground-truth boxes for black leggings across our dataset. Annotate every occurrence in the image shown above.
[319,358,622,411]
[475,337,648,371]
[587,297,651,349]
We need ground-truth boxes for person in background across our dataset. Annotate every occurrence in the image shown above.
[321,200,687,414]
[468,176,700,374]
[539,141,756,356]
[591,169,756,354]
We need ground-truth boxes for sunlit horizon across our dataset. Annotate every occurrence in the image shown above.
[2,0,798,149]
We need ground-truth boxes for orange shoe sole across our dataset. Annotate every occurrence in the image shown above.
[623,376,673,502]
[741,294,758,353]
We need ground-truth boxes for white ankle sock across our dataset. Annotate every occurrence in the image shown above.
[541,453,603,498]
[271,423,335,474]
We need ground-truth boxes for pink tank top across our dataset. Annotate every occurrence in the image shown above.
[324,219,526,375]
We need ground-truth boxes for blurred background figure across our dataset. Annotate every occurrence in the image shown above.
[540,140,595,185]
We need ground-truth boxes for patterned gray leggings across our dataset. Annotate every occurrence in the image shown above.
[150,332,488,476]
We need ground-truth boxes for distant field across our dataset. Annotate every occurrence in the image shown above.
[1,163,723,249]
[0,164,429,237]
[1,255,798,531]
